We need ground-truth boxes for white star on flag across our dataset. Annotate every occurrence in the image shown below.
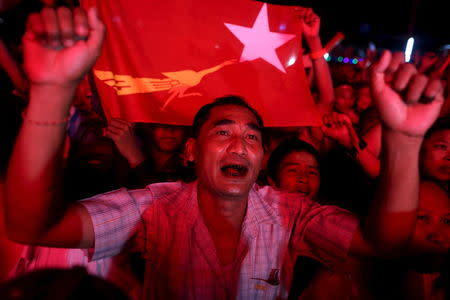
[224,4,297,73]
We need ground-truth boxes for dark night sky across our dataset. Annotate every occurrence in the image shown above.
[265,0,448,52]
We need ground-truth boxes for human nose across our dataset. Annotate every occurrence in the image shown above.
[227,136,247,157]
[297,167,308,183]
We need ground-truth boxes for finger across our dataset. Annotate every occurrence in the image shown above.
[112,118,133,128]
[405,74,428,103]
[387,52,404,74]
[370,50,392,95]
[41,8,62,49]
[332,113,342,126]
[333,113,345,127]
[25,13,46,43]
[392,63,418,92]
[294,6,307,17]
[106,127,123,136]
[421,79,444,104]
[73,7,89,39]
[86,7,105,55]
[56,7,75,47]
[109,118,131,130]
[339,114,352,126]
[108,122,128,133]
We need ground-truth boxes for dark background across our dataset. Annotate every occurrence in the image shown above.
[0,0,448,53]
[265,0,448,52]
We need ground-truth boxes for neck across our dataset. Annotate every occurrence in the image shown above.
[150,148,173,171]
[197,183,248,232]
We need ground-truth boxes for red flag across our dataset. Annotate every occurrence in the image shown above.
[81,0,322,127]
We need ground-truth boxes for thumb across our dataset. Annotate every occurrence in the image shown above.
[370,50,392,95]
[86,7,105,56]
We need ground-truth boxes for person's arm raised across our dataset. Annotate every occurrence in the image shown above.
[5,7,104,248]
[350,51,444,255]
[298,7,334,114]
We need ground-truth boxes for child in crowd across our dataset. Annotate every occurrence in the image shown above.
[267,138,373,299]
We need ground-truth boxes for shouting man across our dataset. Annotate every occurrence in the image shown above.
[5,7,444,299]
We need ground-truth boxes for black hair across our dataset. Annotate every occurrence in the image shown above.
[267,139,321,183]
[424,117,450,140]
[191,95,264,138]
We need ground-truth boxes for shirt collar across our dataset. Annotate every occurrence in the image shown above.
[165,181,281,236]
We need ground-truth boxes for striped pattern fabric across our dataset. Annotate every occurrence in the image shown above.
[81,181,357,299]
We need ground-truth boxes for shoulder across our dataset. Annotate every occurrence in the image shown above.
[140,181,197,215]
[252,184,314,214]
[141,180,188,199]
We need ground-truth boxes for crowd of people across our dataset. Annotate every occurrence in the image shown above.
[0,1,449,300]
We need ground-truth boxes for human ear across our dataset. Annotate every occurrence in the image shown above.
[184,138,197,163]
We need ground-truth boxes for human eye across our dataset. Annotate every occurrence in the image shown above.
[246,133,259,141]
[432,143,447,150]
[442,218,450,225]
[309,169,319,176]
[216,130,230,136]
[417,214,430,222]
[284,167,297,174]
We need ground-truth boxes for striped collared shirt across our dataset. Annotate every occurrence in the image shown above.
[81,181,357,299]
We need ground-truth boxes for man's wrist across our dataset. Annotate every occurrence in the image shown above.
[305,36,323,52]
[383,127,423,152]
[27,82,78,118]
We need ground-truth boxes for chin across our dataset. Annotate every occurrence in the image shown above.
[218,185,251,198]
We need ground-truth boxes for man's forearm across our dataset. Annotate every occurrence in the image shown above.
[367,128,422,252]
[5,83,77,243]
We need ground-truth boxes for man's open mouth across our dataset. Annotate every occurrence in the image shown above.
[220,164,249,177]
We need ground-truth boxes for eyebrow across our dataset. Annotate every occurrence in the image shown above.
[281,162,319,169]
[212,119,262,132]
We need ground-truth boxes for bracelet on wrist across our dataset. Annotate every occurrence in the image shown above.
[309,48,327,60]
[22,110,70,126]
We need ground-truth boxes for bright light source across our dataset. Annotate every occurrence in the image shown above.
[405,37,414,63]
[352,58,358,64]
[287,56,296,66]
[343,57,349,63]
[324,53,330,60]
[337,56,343,62]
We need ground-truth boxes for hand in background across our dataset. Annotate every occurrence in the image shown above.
[105,118,145,168]
[370,51,444,137]
[322,112,355,149]
[296,7,320,40]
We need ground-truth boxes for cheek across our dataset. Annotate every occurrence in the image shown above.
[423,150,443,170]
[249,144,264,168]
[278,173,297,189]
[411,226,428,244]
[310,177,320,191]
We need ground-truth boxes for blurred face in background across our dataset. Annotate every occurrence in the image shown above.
[410,182,450,254]
[276,150,320,200]
[356,86,372,113]
[421,129,450,183]
[151,124,187,153]
[334,84,355,113]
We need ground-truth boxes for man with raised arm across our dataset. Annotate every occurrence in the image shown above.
[5,7,444,299]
